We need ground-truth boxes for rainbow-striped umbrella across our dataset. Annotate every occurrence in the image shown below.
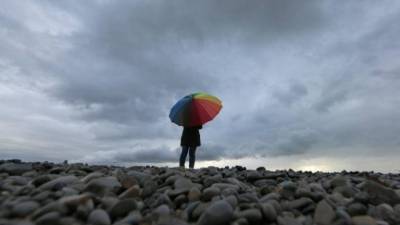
[169,92,222,127]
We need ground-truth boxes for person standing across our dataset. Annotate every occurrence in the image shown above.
[179,125,202,168]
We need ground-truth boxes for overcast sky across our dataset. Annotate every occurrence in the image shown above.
[1,0,400,171]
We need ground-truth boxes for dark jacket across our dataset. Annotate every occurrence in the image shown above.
[181,125,202,147]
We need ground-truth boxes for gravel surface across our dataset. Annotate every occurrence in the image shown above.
[1,159,400,225]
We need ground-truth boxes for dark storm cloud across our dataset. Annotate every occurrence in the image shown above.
[273,82,308,106]
[313,77,349,113]
[45,0,326,127]
[1,0,400,170]
[113,146,179,163]
[110,144,247,163]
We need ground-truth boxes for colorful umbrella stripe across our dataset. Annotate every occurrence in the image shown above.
[169,92,222,127]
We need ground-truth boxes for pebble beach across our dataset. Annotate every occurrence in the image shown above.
[1,159,400,225]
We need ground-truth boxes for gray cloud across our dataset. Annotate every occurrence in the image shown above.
[1,1,400,171]
[46,0,326,127]
[273,82,308,106]
[86,144,248,165]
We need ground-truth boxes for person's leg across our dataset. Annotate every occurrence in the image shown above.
[179,146,189,167]
[188,146,196,169]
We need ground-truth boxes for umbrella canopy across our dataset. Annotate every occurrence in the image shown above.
[169,92,222,126]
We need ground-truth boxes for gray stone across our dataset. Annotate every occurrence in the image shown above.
[152,204,170,220]
[238,192,259,203]
[182,201,200,221]
[80,172,104,183]
[32,202,68,220]
[202,187,220,201]
[11,201,40,217]
[376,221,389,225]
[375,203,399,224]
[174,177,195,191]
[8,220,35,225]
[237,208,262,225]
[174,194,188,208]
[211,183,240,192]
[61,187,80,196]
[100,197,119,211]
[141,179,157,198]
[232,218,249,225]
[76,198,94,220]
[314,200,335,225]
[288,197,313,210]
[84,176,121,196]
[0,163,32,175]
[188,187,201,202]
[347,202,367,216]
[39,175,79,191]
[247,171,262,181]
[197,200,233,225]
[109,198,137,219]
[113,211,142,225]
[6,176,30,186]
[334,185,357,198]
[336,207,352,225]
[260,192,280,202]
[225,195,238,209]
[279,181,297,200]
[126,171,151,186]
[330,175,349,188]
[58,193,92,209]
[119,175,138,189]
[277,216,302,225]
[192,202,210,220]
[355,191,370,204]
[88,209,111,225]
[119,185,141,199]
[35,212,61,225]
[157,217,189,225]
[351,216,377,225]
[362,180,400,205]
[31,175,52,187]
[260,202,277,221]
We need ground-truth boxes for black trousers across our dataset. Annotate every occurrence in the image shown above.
[179,146,196,168]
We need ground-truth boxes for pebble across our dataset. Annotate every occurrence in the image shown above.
[197,200,233,225]
[352,215,378,225]
[347,202,367,216]
[39,176,79,191]
[187,187,201,202]
[109,198,137,219]
[237,208,262,225]
[80,172,104,183]
[260,202,277,221]
[119,185,141,199]
[84,176,121,196]
[0,160,399,225]
[11,201,40,217]
[288,197,313,210]
[0,163,33,175]
[330,175,349,188]
[88,209,111,225]
[375,203,398,224]
[202,187,220,201]
[314,200,335,225]
[277,216,302,225]
[225,195,238,209]
[362,180,400,205]
[35,212,61,225]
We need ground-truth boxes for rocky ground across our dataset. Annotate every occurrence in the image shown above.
[0,160,400,225]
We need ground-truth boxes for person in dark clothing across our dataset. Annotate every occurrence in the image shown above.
[179,125,202,168]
